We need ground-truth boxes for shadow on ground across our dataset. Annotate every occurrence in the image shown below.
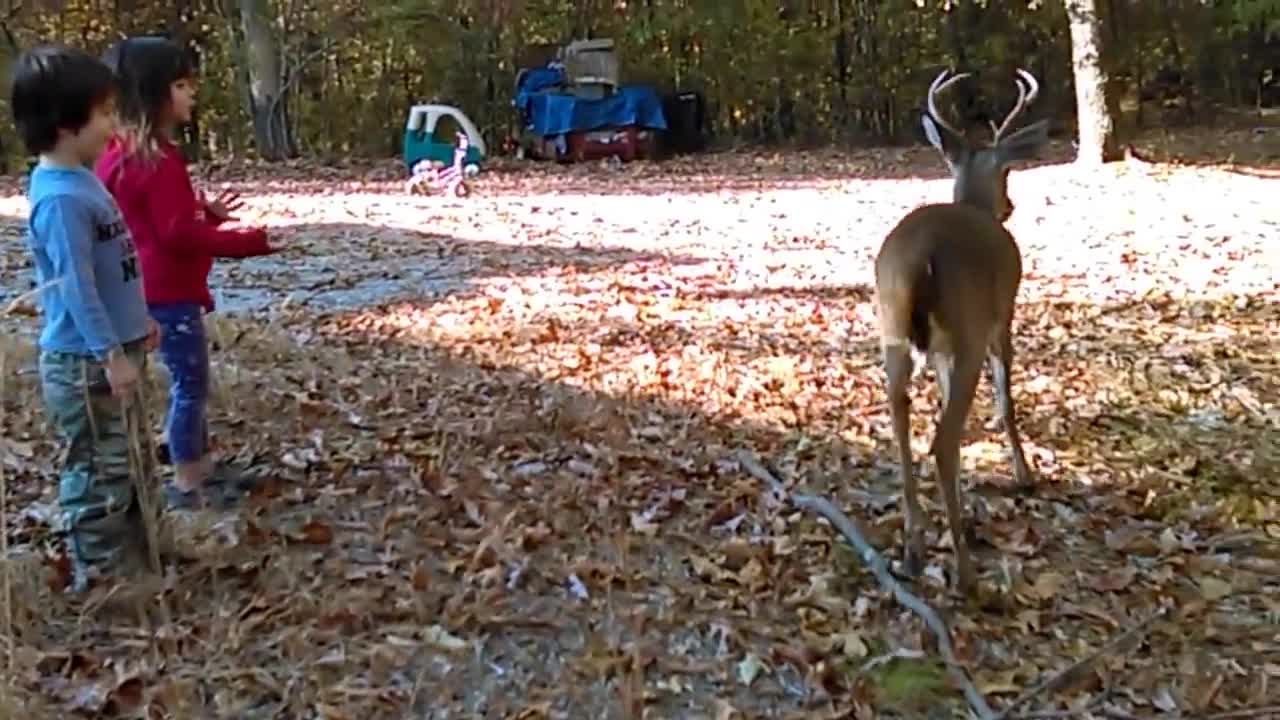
[2,281,1276,717]
[242,284,1274,718]
[211,223,706,314]
[0,218,707,315]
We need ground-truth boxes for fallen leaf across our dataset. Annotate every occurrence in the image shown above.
[513,702,552,719]
[1105,523,1160,554]
[423,625,469,652]
[411,562,430,591]
[567,573,590,600]
[1028,571,1067,601]
[105,676,145,714]
[714,698,741,720]
[1153,685,1180,712]
[1198,576,1232,601]
[630,511,659,536]
[1088,566,1137,593]
[737,654,765,686]
[656,676,686,694]
[977,668,1022,695]
[736,558,766,589]
[65,681,108,713]
[833,631,868,659]
[299,519,334,545]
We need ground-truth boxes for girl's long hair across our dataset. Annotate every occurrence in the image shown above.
[102,35,195,160]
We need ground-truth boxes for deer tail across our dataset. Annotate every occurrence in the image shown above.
[907,254,936,353]
[878,251,938,356]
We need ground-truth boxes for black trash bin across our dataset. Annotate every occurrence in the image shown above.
[661,90,707,155]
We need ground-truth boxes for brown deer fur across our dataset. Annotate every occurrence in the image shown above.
[875,68,1049,595]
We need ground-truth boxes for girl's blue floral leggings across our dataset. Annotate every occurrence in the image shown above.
[149,303,210,464]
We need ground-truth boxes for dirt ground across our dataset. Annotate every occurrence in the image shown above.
[0,123,1277,719]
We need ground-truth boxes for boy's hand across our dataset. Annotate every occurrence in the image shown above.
[144,318,160,351]
[104,350,140,402]
[203,188,244,223]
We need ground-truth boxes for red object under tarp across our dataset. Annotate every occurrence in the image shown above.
[564,126,657,162]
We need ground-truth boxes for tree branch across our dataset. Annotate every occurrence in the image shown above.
[266,7,366,133]
[993,605,1167,720]
[2,0,22,23]
[269,39,333,121]
[1199,706,1280,720]
[1,0,24,51]
[734,449,997,720]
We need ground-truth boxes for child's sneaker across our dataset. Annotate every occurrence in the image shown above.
[206,461,261,493]
[163,479,243,511]
[64,526,152,597]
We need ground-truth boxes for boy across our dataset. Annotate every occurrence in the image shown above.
[11,45,159,594]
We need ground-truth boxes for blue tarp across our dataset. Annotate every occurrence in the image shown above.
[516,67,566,98]
[514,66,667,137]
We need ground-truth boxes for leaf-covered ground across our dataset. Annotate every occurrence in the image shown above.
[1,124,1278,719]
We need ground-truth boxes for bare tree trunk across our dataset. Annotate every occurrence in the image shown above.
[777,0,796,141]
[832,0,849,136]
[240,0,296,160]
[1064,0,1122,164]
[166,2,202,162]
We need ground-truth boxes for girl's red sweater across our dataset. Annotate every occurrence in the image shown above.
[95,137,272,310]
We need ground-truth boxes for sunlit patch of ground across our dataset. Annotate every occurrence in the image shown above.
[0,125,1277,717]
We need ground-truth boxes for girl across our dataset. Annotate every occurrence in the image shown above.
[96,35,277,510]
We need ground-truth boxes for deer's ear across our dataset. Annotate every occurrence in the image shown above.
[922,112,964,167]
[995,118,1050,165]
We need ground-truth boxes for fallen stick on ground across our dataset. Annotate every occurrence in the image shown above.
[1199,706,1280,720]
[1,343,10,672]
[734,449,996,720]
[993,605,1168,720]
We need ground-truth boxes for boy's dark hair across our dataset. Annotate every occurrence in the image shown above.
[102,35,196,157]
[10,45,117,155]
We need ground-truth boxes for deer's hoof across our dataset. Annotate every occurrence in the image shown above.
[902,543,925,578]
[1012,456,1036,491]
[951,560,977,597]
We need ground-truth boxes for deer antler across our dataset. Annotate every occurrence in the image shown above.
[992,68,1040,142]
[926,68,970,139]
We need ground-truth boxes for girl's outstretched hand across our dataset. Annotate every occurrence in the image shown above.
[266,232,285,254]
[203,188,244,223]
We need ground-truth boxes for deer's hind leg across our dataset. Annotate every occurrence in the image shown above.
[988,328,1034,489]
[884,340,925,578]
[933,345,983,596]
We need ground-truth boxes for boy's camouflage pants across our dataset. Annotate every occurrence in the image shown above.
[39,343,156,591]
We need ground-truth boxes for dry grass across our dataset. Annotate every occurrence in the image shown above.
[2,294,42,711]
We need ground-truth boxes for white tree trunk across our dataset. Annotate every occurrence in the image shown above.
[1065,0,1122,164]
[239,0,295,160]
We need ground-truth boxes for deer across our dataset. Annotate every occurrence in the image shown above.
[874,68,1049,596]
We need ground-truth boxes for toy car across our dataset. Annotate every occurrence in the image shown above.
[402,104,485,177]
